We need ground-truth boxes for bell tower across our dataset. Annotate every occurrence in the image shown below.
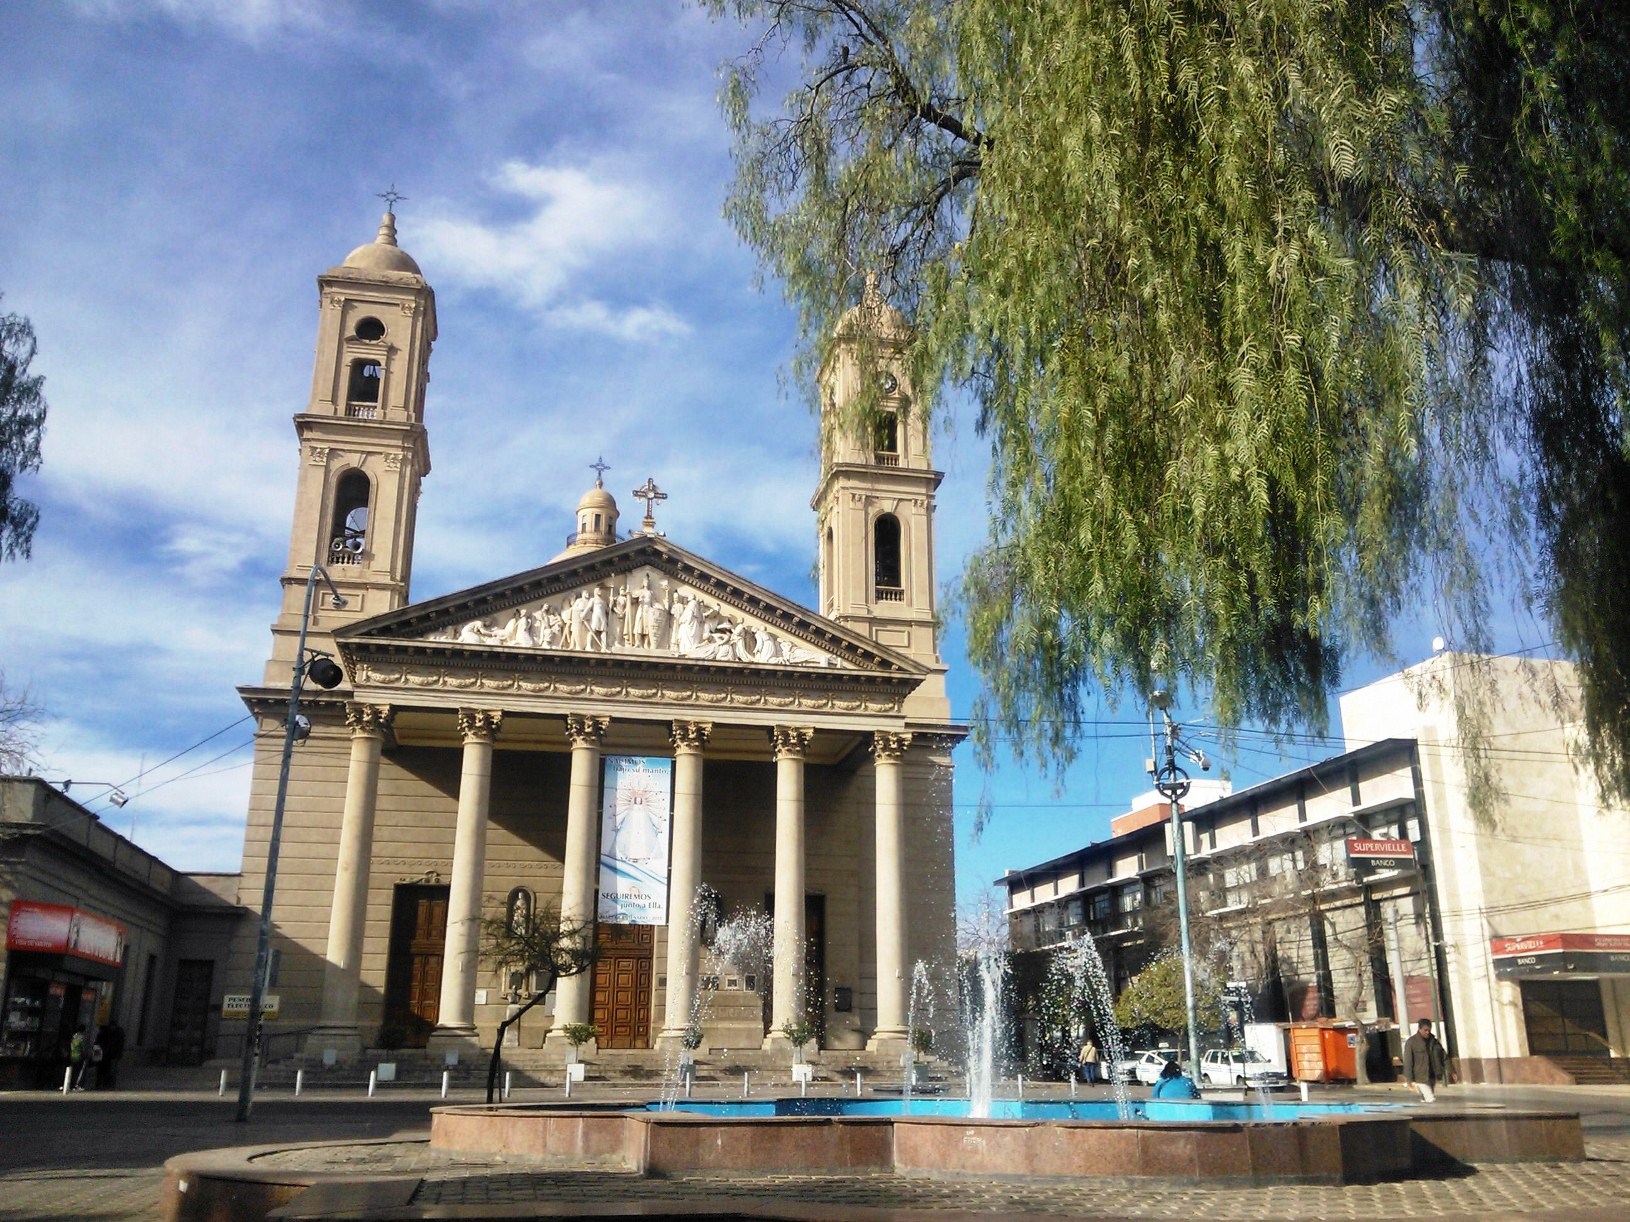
[812,279,948,715]
[265,208,437,684]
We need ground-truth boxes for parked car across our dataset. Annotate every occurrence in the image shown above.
[1199,1047,1292,1089]
[1131,1048,1185,1086]
[1105,1052,1144,1084]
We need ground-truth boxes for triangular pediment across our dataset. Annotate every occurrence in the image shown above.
[337,536,920,678]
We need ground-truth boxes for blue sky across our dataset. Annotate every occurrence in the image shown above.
[0,1,1526,905]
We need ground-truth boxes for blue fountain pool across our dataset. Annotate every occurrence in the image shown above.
[646,1097,1395,1122]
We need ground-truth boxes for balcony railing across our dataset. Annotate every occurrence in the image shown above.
[875,585,905,602]
[344,402,380,419]
[873,450,900,467]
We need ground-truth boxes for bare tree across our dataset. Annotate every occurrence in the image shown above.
[478,904,594,1102]
[0,670,42,774]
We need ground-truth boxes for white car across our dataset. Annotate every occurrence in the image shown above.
[1131,1048,1184,1086]
[1199,1048,1291,1089]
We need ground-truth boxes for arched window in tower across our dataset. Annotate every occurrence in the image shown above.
[329,470,370,567]
[873,513,903,601]
[873,411,899,466]
[346,359,382,416]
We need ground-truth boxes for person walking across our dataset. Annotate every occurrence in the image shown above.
[95,1021,124,1089]
[1078,1038,1101,1085]
[1403,1019,1449,1103]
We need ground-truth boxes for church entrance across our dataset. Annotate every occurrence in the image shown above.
[591,924,654,1049]
[383,884,449,1048]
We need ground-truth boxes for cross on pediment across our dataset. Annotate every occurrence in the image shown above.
[633,477,667,534]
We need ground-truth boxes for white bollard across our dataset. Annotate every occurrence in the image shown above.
[565,1071,573,1099]
[684,1072,693,1099]
[1070,1076,1077,1098]
[800,1073,808,1098]
[855,1071,863,1097]
[367,1069,377,1098]
[1299,1081,1309,1102]
[1018,1074,1026,1100]
[503,1072,512,1101]
[218,1069,228,1097]
[441,1070,450,1099]
[295,1069,304,1097]
[742,1071,749,1098]
[62,1067,73,1094]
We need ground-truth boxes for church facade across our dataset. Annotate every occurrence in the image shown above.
[222,212,962,1059]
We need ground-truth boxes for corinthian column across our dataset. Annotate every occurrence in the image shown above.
[428,708,501,1052]
[767,725,814,1048]
[549,713,609,1044]
[313,703,392,1054]
[868,731,912,1051]
[658,720,711,1049]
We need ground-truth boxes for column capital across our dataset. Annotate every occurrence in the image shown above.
[457,708,503,742]
[345,702,394,736]
[769,725,815,761]
[566,713,610,748]
[671,720,712,754]
[872,731,913,763]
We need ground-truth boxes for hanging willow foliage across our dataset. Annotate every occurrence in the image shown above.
[706,0,1630,802]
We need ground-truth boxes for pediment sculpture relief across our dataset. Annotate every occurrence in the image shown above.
[424,568,836,667]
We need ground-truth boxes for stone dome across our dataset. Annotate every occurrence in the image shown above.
[551,466,621,561]
[342,212,423,276]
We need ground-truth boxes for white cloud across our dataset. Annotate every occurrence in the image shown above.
[417,159,686,338]
[70,0,329,41]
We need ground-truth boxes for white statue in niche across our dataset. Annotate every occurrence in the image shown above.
[502,607,533,647]
[587,587,609,651]
[673,591,706,654]
[537,602,564,648]
[753,629,783,663]
[645,580,671,651]
[568,591,591,650]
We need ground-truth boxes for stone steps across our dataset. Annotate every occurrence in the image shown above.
[1547,1055,1630,1085]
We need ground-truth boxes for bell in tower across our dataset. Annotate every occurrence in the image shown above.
[811,276,948,718]
[264,201,438,685]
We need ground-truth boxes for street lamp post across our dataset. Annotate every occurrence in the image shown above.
[235,564,347,1123]
[1150,691,1209,1082]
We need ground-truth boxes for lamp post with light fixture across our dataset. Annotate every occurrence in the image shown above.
[1149,690,1210,1082]
[235,564,347,1123]
[55,781,130,808]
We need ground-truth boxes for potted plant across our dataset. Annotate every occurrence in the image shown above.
[910,1027,934,1057]
[780,1019,814,1064]
[559,1022,597,1064]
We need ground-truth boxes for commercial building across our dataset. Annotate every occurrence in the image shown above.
[1000,654,1630,1083]
[0,778,242,1084]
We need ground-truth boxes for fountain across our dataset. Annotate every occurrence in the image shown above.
[657,901,773,1108]
[429,927,1583,1185]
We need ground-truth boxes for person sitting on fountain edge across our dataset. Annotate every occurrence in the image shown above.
[1151,1058,1200,1099]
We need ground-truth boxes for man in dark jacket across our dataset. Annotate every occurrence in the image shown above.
[1403,1019,1449,1102]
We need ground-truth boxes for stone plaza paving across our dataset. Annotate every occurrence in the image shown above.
[4,1080,1630,1219]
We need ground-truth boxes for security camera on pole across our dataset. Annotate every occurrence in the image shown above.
[1149,690,1210,1083]
[235,564,348,1123]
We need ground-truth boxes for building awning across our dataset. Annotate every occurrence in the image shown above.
[5,901,126,970]
[1490,932,1630,979]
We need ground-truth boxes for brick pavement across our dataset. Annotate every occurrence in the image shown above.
[4,1083,1630,1220]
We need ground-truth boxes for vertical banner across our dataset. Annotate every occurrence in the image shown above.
[598,755,674,925]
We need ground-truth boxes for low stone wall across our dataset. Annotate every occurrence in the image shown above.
[427,1103,1581,1186]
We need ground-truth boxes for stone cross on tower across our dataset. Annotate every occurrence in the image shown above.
[632,477,667,535]
[590,456,611,488]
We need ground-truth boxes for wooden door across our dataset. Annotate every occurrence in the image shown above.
[383,885,449,1047]
[590,924,653,1049]
[166,959,213,1065]
[761,893,827,1046]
